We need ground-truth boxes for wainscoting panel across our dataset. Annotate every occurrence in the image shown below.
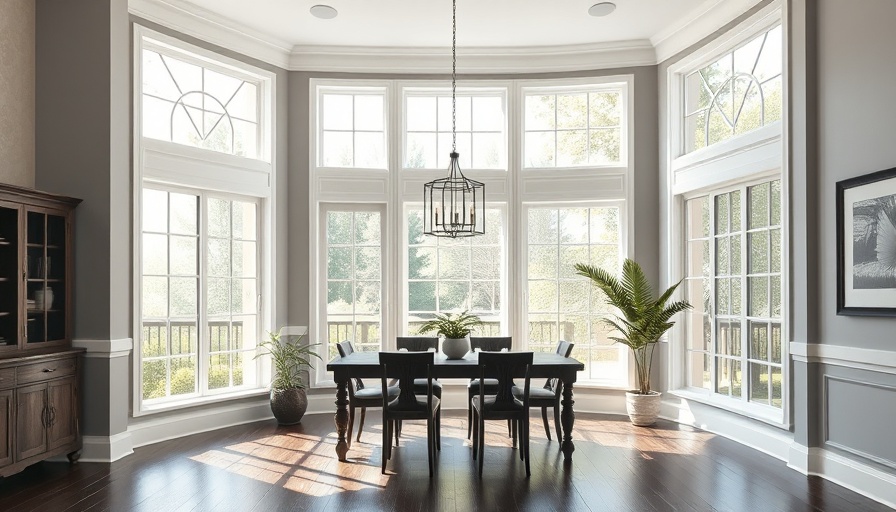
[825,374,896,469]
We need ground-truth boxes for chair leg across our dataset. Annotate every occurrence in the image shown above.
[472,409,478,460]
[427,417,434,478]
[511,419,517,449]
[347,406,355,450]
[553,404,562,443]
[541,407,551,441]
[507,419,512,437]
[381,418,388,474]
[357,407,366,443]
[524,416,531,477]
[467,393,473,439]
[478,415,485,477]
[519,419,524,461]
[436,409,441,451]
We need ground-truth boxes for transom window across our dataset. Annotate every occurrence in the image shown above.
[683,25,782,153]
[141,44,262,159]
[683,179,782,408]
[318,89,387,169]
[523,88,623,168]
[404,90,506,170]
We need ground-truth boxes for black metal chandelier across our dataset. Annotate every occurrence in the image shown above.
[423,0,485,238]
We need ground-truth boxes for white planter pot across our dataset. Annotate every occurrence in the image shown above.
[625,391,662,426]
[441,337,470,359]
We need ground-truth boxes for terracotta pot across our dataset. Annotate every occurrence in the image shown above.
[441,336,470,359]
[625,390,662,426]
[270,387,308,425]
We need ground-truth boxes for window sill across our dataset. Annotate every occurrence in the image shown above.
[668,388,788,429]
[135,387,270,417]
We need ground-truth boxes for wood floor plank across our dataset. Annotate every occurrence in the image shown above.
[0,411,892,512]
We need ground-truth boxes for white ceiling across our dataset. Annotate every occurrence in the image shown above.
[179,0,711,49]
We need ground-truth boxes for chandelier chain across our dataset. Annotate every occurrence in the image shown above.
[452,0,457,152]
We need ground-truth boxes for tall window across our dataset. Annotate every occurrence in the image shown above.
[683,25,782,153]
[404,90,506,170]
[311,77,632,387]
[526,206,625,384]
[141,189,261,402]
[406,208,504,335]
[323,208,383,360]
[136,28,274,413]
[683,180,782,408]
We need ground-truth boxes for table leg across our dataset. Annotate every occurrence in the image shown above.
[560,381,575,462]
[335,379,349,462]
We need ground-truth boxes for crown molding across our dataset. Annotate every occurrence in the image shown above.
[288,41,656,74]
[652,0,768,64]
[129,0,766,73]
[128,0,293,69]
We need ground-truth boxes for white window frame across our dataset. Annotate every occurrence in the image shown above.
[665,3,789,426]
[133,25,277,416]
[309,75,634,389]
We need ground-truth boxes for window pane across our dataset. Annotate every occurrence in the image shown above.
[170,236,197,276]
[354,95,384,131]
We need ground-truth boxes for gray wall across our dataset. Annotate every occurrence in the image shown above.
[288,66,660,331]
[812,0,896,470]
[0,0,36,188]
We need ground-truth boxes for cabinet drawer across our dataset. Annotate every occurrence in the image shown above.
[16,358,76,385]
[0,369,13,389]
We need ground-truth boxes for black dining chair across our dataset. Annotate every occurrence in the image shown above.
[396,336,443,398]
[379,351,441,477]
[466,336,513,440]
[513,340,574,441]
[337,341,399,448]
[472,351,533,477]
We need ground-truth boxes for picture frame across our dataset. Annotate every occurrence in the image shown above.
[837,166,896,316]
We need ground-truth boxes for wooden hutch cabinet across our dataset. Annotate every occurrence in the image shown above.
[0,184,82,477]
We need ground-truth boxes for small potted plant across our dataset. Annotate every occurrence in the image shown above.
[575,259,692,426]
[255,331,321,425]
[418,310,483,359]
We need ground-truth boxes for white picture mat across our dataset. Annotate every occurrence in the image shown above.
[843,177,896,308]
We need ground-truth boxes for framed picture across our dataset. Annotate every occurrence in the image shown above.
[837,166,896,316]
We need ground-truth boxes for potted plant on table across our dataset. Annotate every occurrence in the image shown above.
[255,331,321,425]
[575,259,692,426]
[418,310,483,359]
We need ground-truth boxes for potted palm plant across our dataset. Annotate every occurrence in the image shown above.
[255,331,321,425]
[575,259,692,426]
[418,310,483,359]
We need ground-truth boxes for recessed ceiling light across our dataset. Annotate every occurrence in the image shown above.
[310,4,338,20]
[588,2,616,17]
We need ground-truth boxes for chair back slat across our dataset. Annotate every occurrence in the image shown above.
[470,336,512,352]
[478,352,533,406]
[379,351,434,410]
[396,336,438,352]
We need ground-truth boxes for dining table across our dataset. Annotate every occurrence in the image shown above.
[326,350,585,462]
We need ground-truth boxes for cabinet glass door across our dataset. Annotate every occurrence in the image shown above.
[0,206,18,349]
[26,211,66,345]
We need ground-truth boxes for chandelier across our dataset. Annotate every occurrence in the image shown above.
[423,0,485,238]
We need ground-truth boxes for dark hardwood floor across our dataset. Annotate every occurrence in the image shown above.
[0,411,891,512]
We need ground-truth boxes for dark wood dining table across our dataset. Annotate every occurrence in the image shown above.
[326,350,585,462]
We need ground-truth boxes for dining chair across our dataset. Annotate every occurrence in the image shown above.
[472,351,533,477]
[337,341,399,448]
[396,336,443,398]
[466,336,513,439]
[513,340,574,441]
[379,351,441,476]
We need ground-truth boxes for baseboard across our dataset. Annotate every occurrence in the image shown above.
[660,397,792,461]
[788,444,896,509]
[79,431,135,462]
